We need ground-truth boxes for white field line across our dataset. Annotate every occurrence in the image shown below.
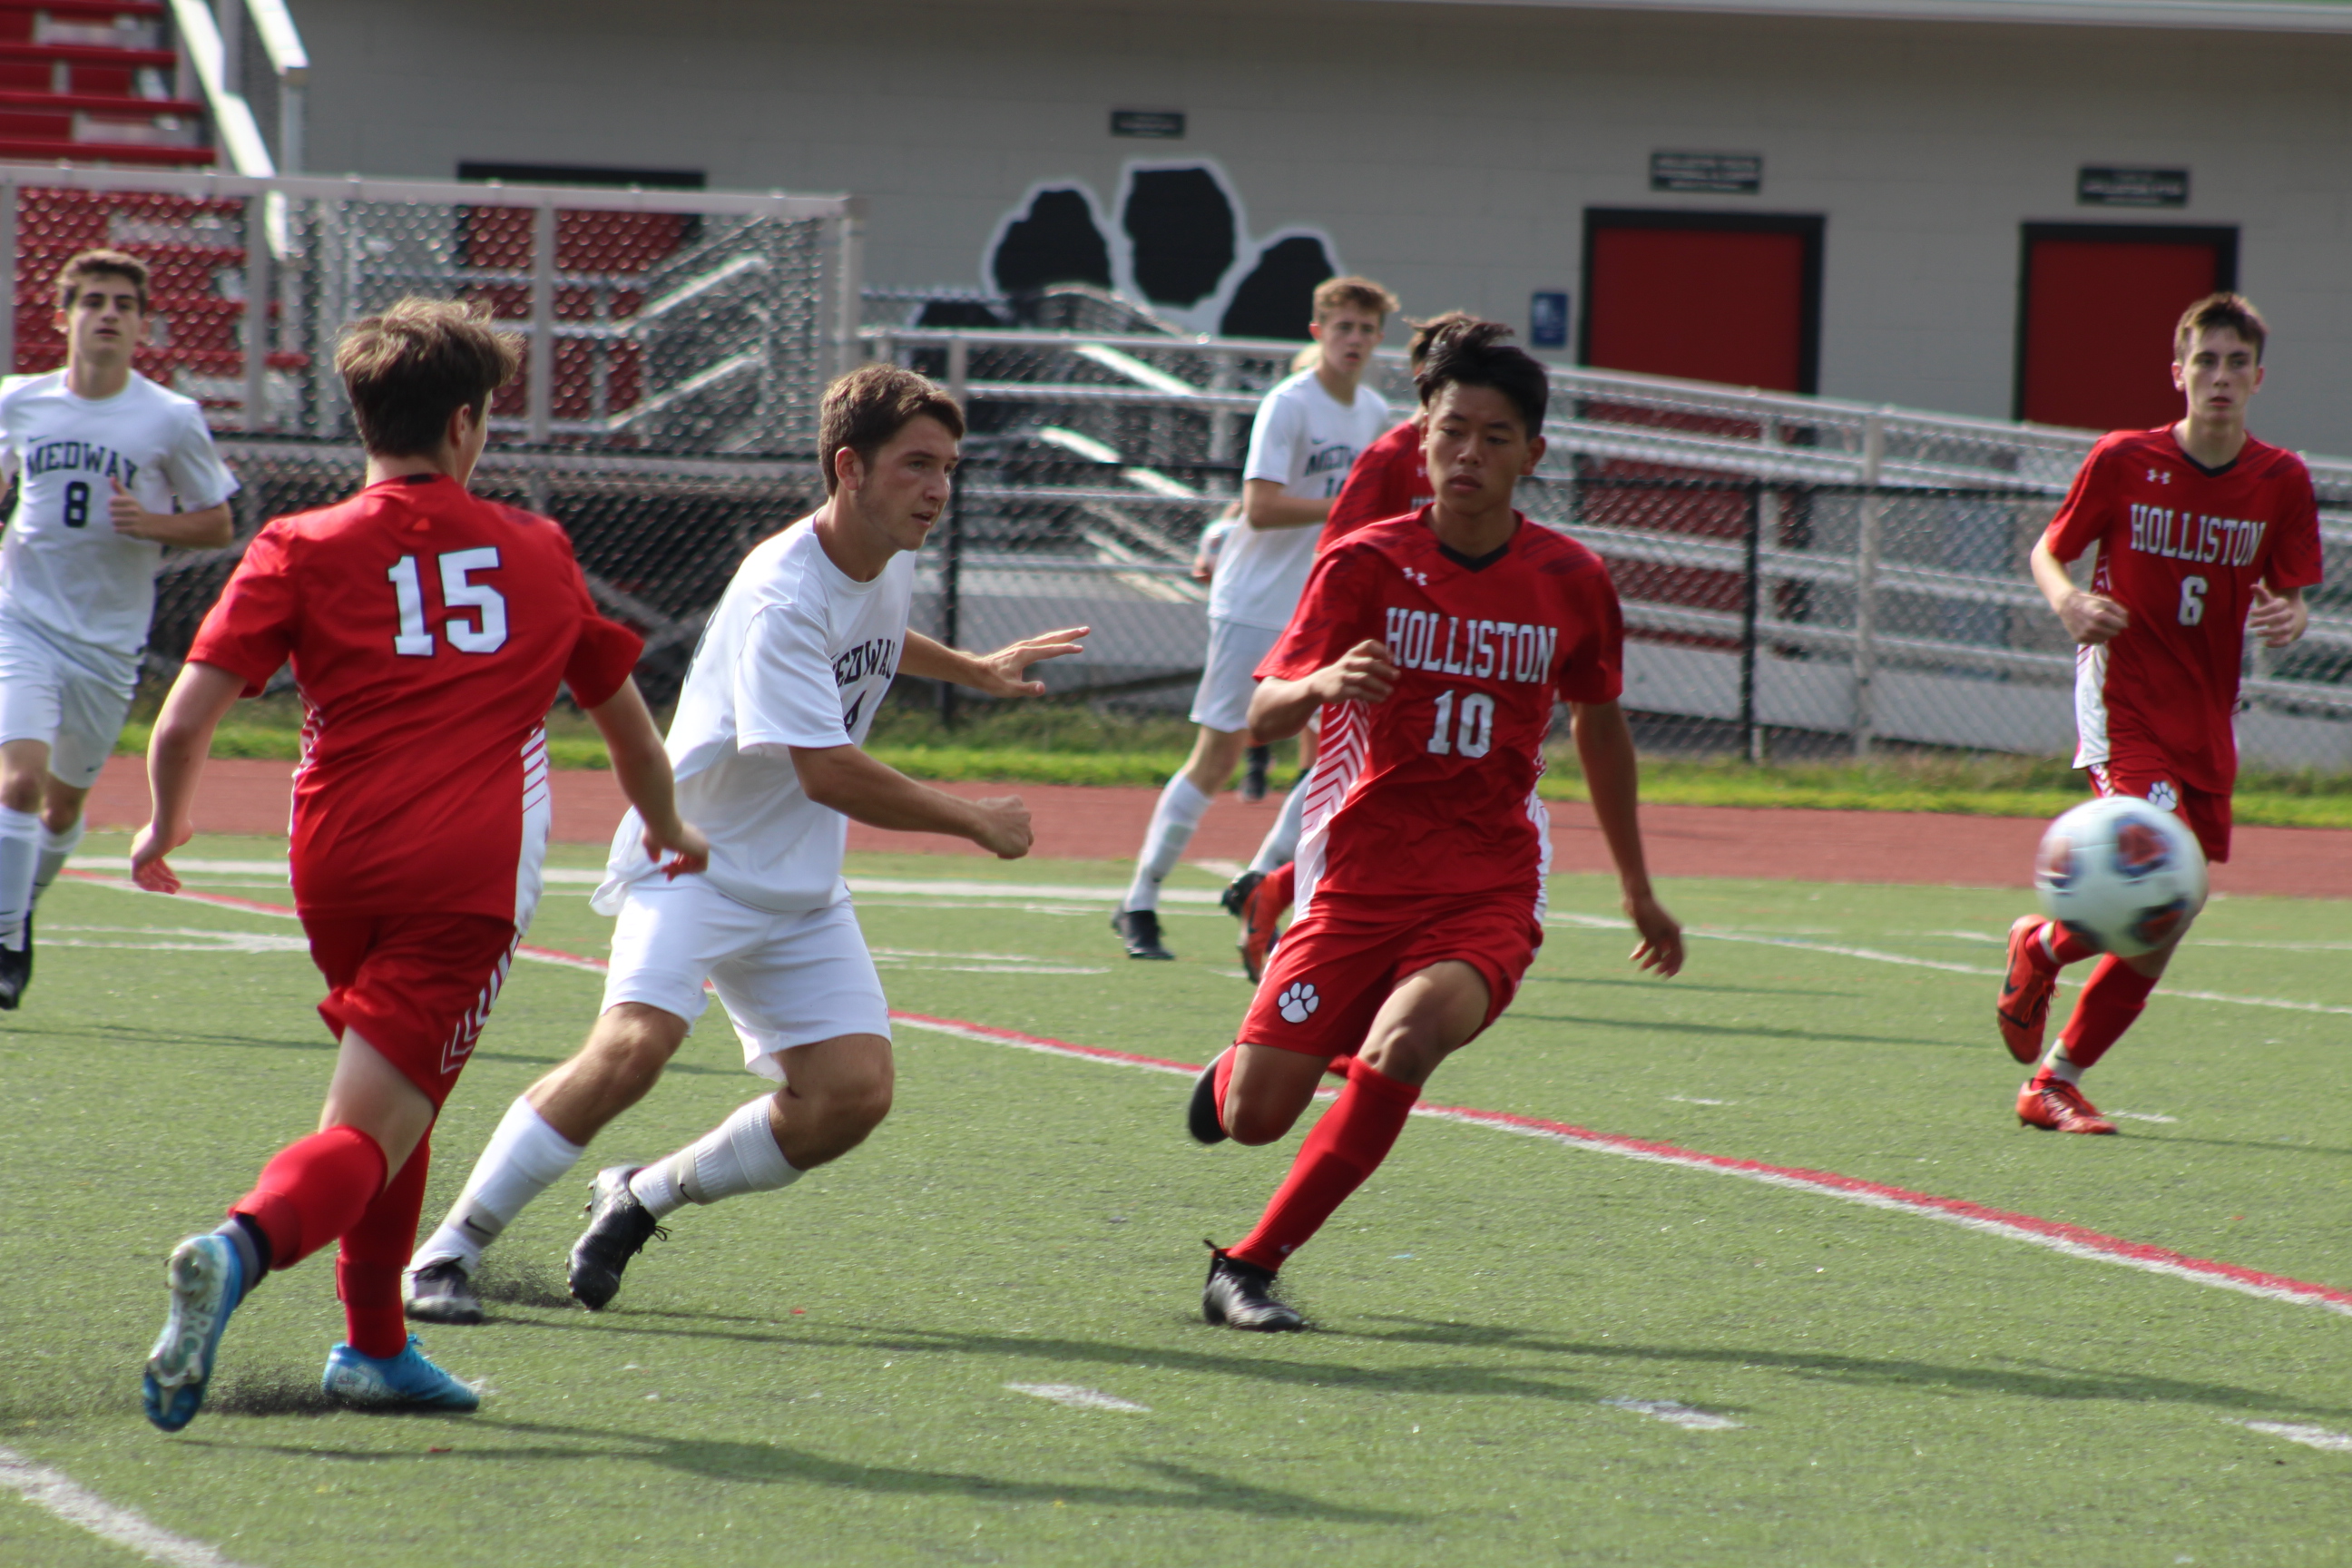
[2240,1421,2352,1454]
[1601,1397,1743,1431]
[0,1445,255,1568]
[1004,1383,1150,1412]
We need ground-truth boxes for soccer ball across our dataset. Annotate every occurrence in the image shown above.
[2033,795,2209,957]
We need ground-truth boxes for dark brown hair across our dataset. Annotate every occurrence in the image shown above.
[1406,309,1481,372]
[55,249,149,314]
[819,363,965,495]
[1311,275,1398,321]
[335,298,522,456]
[1416,318,1548,436]
[2175,292,2269,364]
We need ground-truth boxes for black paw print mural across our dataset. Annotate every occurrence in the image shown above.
[986,161,1340,338]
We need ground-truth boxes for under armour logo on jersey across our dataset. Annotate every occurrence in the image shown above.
[1402,566,1430,585]
[1276,982,1319,1024]
[2146,780,2180,812]
[2146,468,2172,484]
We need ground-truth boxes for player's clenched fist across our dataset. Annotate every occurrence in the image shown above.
[639,816,710,879]
[971,795,1032,859]
[2058,588,2131,646]
[1310,639,1400,706]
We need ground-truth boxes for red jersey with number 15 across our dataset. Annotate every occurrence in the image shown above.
[1260,508,1622,916]
[2044,427,2322,794]
[187,473,642,921]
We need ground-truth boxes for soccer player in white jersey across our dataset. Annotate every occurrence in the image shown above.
[0,250,236,1005]
[1112,276,1395,961]
[404,364,1086,1322]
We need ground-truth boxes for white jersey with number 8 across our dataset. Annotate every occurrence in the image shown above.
[0,370,239,666]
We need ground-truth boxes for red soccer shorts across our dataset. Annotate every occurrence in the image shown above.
[2087,757,2230,864]
[1238,892,1542,1058]
[304,911,522,1109]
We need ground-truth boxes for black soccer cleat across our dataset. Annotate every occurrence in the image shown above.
[0,913,32,1010]
[1188,1048,1232,1145]
[403,1259,485,1326]
[1240,746,1271,803]
[1218,870,1262,920]
[568,1165,666,1311]
[1201,1241,1303,1331]
[1112,908,1174,961]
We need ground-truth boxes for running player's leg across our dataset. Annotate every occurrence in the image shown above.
[0,739,48,984]
[408,877,740,1309]
[28,653,128,915]
[568,897,894,1309]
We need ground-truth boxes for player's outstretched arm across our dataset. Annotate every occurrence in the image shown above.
[791,743,1032,858]
[899,626,1088,699]
[583,678,708,877]
[1570,699,1683,978]
[130,662,246,893]
[1247,638,1397,741]
[2030,535,2129,645]
[2249,583,2309,648]
[1242,479,1330,532]
[109,480,233,549]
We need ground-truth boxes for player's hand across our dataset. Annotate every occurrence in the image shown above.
[1190,557,1214,584]
[2249,584,2308,648]
[109,477,158,538]
[970,627,1089,698]
[969,795,1032,859]
[1312,640,1399,706]
[2059,589,2130,646]
[128,818,189,894]
[641,817,710,878]
[1624,891,1683,978]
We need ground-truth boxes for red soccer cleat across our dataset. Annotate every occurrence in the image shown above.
[1997,915,2062,1065]
[1233,865,1291,984]
[2016,1074,2116,1135]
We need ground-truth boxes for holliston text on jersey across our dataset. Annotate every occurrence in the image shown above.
[1384,606,1558,683]
[2126,504,2266,567]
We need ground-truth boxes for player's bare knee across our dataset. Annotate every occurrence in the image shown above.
[36,799,79,835]
[0,769,40,814]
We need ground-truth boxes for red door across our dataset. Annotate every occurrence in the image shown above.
[1583,218,1818,392]
[2016,225,2237,432]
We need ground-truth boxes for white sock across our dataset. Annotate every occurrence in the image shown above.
[1249,777,1309,874]
[630,1096,800,1220]
[1123,773,1210,912]
[410,1097,585,1273]
[0,806,38,950]
[29,818,82,906]
[2039,1046,2082,1085]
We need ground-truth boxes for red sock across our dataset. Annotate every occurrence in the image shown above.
[2055,955,2160,1071]
[338,1131,429,1359]
[1229,1058,1419,1272]
[2042,920,2096,967]
[1265,861,1296,916]
[231,1125,386,1271]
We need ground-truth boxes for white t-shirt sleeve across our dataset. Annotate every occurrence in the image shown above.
[735,601,853,753]
[159,405,238,509]
[1242,383,1306,487]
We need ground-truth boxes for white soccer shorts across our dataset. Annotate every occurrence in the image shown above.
[601,876,891,1081]
[0,614,135,789]
[1188,616,1281,733]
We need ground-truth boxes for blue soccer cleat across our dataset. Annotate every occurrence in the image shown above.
[321,1334,481,1413]
[142,1233,246,1432]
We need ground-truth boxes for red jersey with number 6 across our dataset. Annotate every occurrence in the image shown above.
[187,472,642,921]
[1260,508,1622,916]
[2045,428,2322,795]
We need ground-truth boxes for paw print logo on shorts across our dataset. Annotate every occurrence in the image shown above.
[2147,780,2180,812]
[1277,982,1319,1024]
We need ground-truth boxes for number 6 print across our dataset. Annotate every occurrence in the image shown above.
[388,548,509,656]
[2178,574,2207,627]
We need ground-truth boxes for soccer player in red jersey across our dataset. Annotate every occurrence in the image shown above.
[1226,310,1481,982]
[1186,320,1684,1329]
[131,299,706,1429]
[1999,293,2321,1135]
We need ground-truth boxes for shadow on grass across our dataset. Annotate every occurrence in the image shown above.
[1520,975,1857,999]
[1348,1316,2352,1421]
[252,1416,1421,1523]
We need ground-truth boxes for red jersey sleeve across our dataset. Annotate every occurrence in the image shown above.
[186,521,299,696]
[1259,541,1378,681]
[2263,462,2325,592]
[1555,564,1625,705]
[2044,438,2123,564]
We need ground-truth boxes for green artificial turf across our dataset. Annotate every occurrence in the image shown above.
[5,836,2349,1565]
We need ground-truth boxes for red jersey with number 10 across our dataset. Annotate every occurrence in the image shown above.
[187,473,642,921]
[1260,509,1622,915]
[2044,428,2322,794]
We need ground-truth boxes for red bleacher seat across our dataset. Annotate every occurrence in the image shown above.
[0,2,208,169]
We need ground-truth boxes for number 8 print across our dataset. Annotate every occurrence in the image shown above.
[61,479,88,528]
